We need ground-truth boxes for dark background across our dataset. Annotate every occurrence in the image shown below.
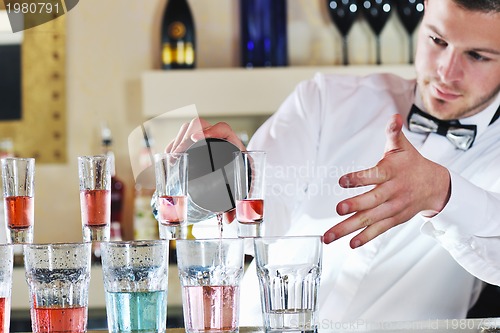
[0,43,22,121]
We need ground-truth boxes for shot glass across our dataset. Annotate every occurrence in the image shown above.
[176,238,245,333]
[0,244,13,333]
[1,157,35,243]
[100,240,170,333]
[253,236,323,333]
[24,242,92,333]
[78,155,111,242]
[154,152,188,239]
[233,151,266,237]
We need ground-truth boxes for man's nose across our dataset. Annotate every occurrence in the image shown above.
[437,50,464,84]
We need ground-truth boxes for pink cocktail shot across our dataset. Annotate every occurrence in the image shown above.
[78,155,111,241]
[154,152,188,240]
[1,157,35,243]
[233,151,266,238]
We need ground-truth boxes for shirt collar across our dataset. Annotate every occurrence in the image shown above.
[414,88,500,140]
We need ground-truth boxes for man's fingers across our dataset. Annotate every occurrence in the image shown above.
[336,183,392,215]
[348,215,401,248]
[169,122,189,152]
[349,207,412,247]
[192,121,247,151]
[384,114,404,154]
[167,118,247,157]
[339,165,388,188]
[171,118,212,153]
[326,193,414,246]
[327,201,395,241]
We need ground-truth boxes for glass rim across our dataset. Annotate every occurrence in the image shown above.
[176,237,244,243]
[77,154,108,160]
[0,157,35,162]
[154,152,188,157]
[233,150,266,155]
[253,235,324,242]
[23,242,92,250]
[153,151,188,161]
[100,239,169,248]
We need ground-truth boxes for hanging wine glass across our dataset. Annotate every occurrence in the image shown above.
[361,0,393,65]
[326,0,360,66]
[395,0,425,64]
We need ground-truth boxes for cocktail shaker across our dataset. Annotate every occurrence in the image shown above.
[153,138,245,223]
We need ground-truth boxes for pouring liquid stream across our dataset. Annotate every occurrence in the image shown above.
[216,212,224,267]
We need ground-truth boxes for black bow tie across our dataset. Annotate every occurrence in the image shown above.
[407,105,477,150]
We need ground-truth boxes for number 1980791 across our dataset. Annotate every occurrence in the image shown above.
[6,2,61,14]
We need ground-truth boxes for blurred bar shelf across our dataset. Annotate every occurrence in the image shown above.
[142,65,416,118]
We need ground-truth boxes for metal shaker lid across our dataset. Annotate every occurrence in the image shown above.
[186,138,243,214]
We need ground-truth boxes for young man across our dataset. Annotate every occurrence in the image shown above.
[170,0,500,324]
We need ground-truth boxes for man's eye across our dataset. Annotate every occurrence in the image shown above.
[467,51,489,62]
[430,36,447,47]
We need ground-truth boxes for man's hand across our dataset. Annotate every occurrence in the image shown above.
[166,117,246,224]
[167,117,246,153]
[323,114,451,248]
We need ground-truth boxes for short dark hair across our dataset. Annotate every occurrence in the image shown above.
[452,0,500,13]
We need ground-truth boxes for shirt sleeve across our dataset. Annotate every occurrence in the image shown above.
[421,170,500,285]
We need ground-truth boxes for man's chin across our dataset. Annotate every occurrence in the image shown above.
[422,96,459,120]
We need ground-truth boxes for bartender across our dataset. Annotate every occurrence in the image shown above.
[169,0,500,325]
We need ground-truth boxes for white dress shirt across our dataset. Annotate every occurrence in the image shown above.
[238,72,500,326]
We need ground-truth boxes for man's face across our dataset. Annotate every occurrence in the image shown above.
[415,0,500,120]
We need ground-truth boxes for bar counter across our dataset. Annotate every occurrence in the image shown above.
[10,261,500,332]
[15,319,500,333]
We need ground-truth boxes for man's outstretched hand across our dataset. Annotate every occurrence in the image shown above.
[323,114,451,248]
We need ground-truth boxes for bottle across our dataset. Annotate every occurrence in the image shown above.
[161,0,196,69]
[101,123,124,242]
[240,0,288,68]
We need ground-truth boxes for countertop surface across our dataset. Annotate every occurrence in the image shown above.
[15,320,500,333]
[11,260,500,333]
